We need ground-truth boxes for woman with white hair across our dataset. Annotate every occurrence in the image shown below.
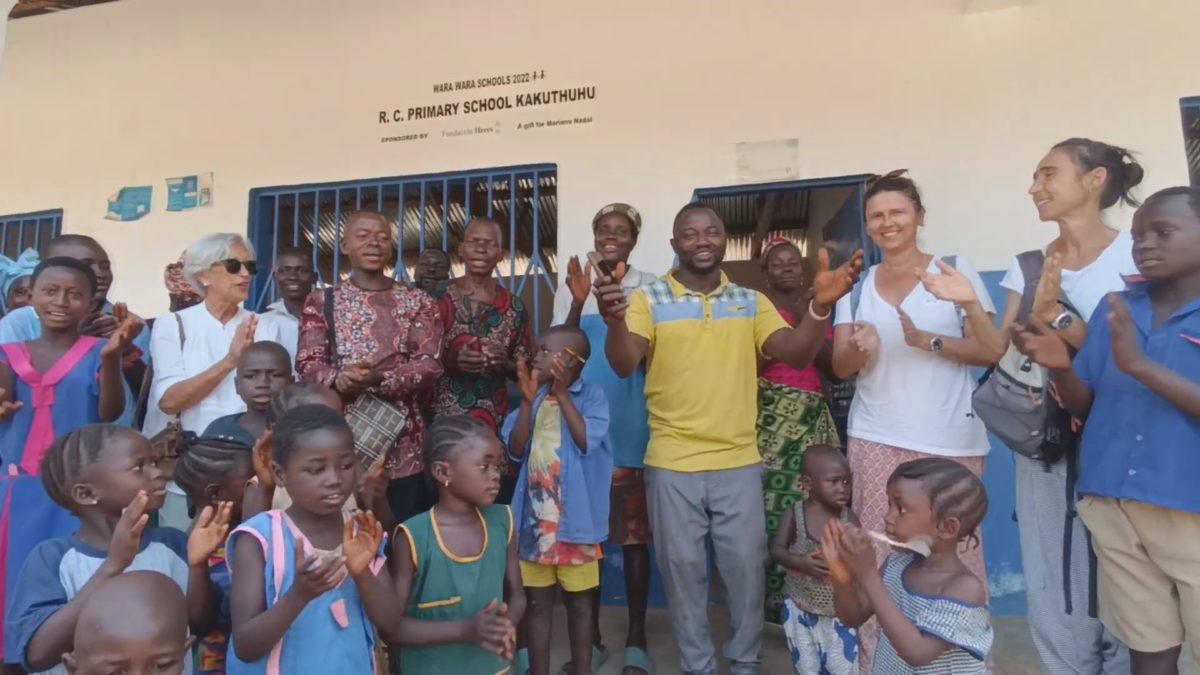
[149,233,282,526]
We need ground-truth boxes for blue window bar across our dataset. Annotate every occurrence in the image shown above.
[1182,97,1200,187]
[247,165,559,332]
[0,209,63,258]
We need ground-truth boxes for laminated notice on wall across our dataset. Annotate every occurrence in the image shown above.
[165,173,213,211]
[104,186,153,221]
[736,139,800,183]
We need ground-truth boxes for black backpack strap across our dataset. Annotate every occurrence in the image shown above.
[1061,444,1098,618]
[1015,249,1046,323]
[323,287,338,368]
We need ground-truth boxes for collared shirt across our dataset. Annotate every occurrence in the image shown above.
[149,303,283,434]
[502,379,613,545]
[551,263,658,468]
[264,299,301,366]
[0,303,151,428]
[625,270,789,472]
[1074,287,1200,515]
[297,281,443,479]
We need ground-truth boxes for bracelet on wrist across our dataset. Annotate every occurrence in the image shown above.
[808,300,831,321]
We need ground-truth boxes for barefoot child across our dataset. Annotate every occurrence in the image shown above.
[391,415,525,673]
[6,424,212,674]
[226,405,394,674]
[203,342,294,447]
[770,445,859,675]
[175,436,272,674]
[63,571,194,675]
[502,325,613,675]
[0,259,143,665]
[824,458,993,673]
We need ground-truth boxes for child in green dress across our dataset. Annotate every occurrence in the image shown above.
[391,415,526,673]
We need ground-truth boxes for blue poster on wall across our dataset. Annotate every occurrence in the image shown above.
[166,173,213,211]
[104,186,152,221]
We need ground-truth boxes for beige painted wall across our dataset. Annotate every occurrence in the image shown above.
[0,0,1196,315]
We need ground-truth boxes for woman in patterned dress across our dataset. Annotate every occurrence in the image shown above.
[756,237,841,622]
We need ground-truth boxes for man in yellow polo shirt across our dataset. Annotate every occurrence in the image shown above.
[594,204,862,675]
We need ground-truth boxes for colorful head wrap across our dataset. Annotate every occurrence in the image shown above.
[0,248,40,311]
[164,252,202,305]
[759,236,800,267]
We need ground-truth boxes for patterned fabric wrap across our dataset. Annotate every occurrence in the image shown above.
[847,437,988,673]
[757,380,839,621]
[782,598,858,675]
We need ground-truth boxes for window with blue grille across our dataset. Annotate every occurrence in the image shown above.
[247,165,558,330]
[0,209,64,257]
[1183,97,1200,187]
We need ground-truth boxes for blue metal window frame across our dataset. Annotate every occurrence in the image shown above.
[246,164,558,328]
[0,209,64,257]
[691,173,878,265]
[1181,96,1200,187]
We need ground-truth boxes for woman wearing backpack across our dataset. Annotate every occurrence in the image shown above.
[830,170,998,671]
[921,138,1142,674]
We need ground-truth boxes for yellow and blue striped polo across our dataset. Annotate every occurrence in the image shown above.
[626,271,788,472]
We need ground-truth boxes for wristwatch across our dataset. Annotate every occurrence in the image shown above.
[929,336,944,353]
[1052,311,1074,331]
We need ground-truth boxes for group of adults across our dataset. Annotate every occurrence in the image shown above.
[10,134,1170,675]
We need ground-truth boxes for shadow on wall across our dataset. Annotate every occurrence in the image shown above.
[599,269,1029,618]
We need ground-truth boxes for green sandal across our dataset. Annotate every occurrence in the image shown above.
[558,645,609,675]
[621,646,654,674]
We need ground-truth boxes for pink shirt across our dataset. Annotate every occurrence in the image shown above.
[760,307,827,393]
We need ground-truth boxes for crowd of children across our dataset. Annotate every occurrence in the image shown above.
[0,184,1196,675]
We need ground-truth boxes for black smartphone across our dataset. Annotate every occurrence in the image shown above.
[586,251,617,278]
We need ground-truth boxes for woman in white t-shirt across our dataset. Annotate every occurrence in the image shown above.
[921,139,1143,674]
[831,171,998,671]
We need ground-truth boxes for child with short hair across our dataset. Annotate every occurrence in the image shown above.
[62,570,194,675]
[502,325,613,675]
[6,424,226,675]
[391,415,524,673]
[824,458,993,673]
[770,445,860,675]
[204,342,294,447]
[174,436,270,675]
[0,258,143,666]
[226,405,394,674]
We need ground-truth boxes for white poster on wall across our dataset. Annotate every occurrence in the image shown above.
[736,139,800,183]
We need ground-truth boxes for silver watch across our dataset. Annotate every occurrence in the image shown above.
[1052,311,1074,331]
[929,336,944,353]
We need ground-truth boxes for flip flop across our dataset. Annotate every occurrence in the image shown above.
[622,646,654,675]
[558,645,609,675]
[515,647,530,675]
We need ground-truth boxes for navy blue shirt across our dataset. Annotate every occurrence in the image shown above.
[1074,287,1200,514]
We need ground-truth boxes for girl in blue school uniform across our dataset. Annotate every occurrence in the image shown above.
[225,405,395,674]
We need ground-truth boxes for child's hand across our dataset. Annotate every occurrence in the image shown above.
[107,491,150,573]
[839,524,879,579]
[1107,293,1147,375]
[791,550,831,581]
[496,601,517,661]
[515,358,540,403]
[566,256,593,306]
[251,430,276,492]
[188,501,233,567]
[0,389,23,424]
[548,354,571,396]
[355,455,388,512]
[820,520,853,585]
[100,312,145,359]
[464,599,514,655]
[343,511,384,578]
[291,545,346,603]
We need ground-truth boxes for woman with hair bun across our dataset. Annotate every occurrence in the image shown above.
[922,138,1142,673]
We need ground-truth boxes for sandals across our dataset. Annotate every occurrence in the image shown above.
[621,646,654,674]
[557,645,609,675]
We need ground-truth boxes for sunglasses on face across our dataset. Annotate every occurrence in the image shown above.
[213,258,258,275]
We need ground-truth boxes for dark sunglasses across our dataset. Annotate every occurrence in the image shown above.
[213,258,258,275]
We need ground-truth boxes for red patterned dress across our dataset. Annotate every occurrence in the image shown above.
[431,282,533,432]
[296,281,444,479]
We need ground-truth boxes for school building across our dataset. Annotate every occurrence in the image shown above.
[0,0,1197,618]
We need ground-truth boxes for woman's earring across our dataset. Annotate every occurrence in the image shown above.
[444,479,450,487]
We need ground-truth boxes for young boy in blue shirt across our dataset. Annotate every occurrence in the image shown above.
[1016,186,1200,675]
[503,325,612,675]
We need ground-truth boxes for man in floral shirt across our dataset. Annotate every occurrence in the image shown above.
[297,210,444,522]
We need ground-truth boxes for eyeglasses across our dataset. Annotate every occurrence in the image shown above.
[213,258,258,275]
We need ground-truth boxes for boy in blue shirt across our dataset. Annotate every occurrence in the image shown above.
[503,325,613,675]
[1015,186,1200,675]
